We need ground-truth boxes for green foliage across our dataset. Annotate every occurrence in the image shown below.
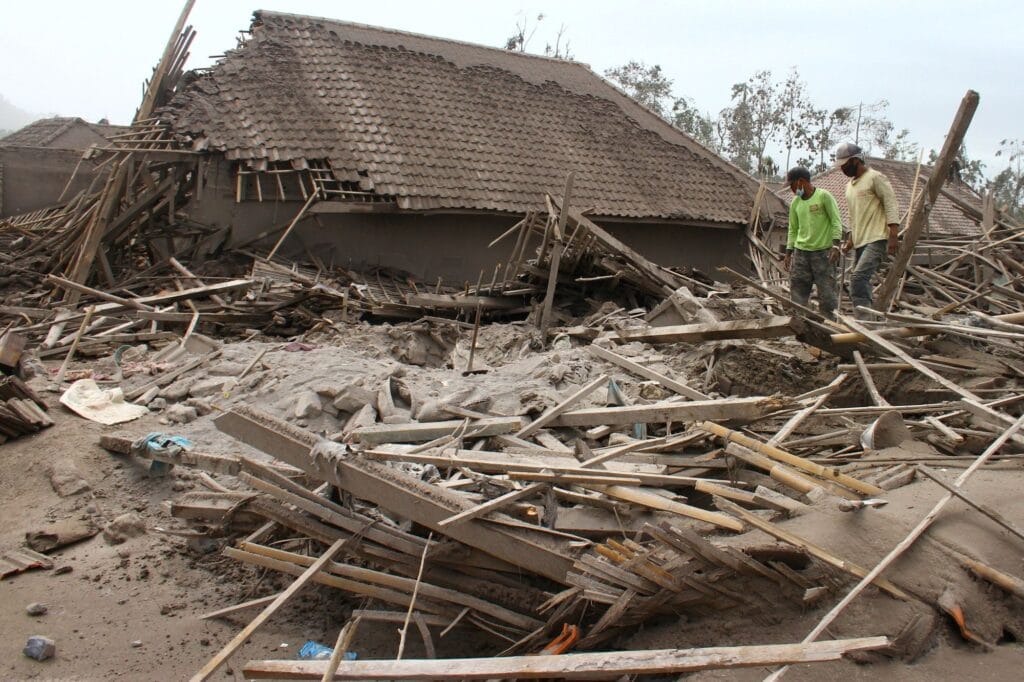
[604,61,675,116]
[990,139,1024,220]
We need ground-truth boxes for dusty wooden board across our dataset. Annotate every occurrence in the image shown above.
[588,344,708,400]
[552,396,789,428]
[606,317,794,344]
[351,417,525,444]
[241,637,890,679]
[214,407,577,583]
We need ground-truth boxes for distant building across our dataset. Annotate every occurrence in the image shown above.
[0,117,128,217]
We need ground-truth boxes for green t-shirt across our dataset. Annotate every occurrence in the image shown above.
[787,188,842,252]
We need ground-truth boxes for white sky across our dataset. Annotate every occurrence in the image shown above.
[1,0,1020,173]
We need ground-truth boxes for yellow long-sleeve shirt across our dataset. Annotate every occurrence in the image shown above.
[845,168,900,247]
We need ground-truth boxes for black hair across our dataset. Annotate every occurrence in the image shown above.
[785,166,811,184]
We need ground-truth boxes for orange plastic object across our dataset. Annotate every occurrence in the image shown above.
[538,623,579,655]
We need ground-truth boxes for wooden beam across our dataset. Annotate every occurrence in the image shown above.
[540,173,574,331]
[588,344,708,400]
[405,293,522,310]
[352,417,525,444]
[516,373,609,438]
[437,482,546,528]
[191,537,348,681]
[698,421,883,497]
[552,396,789,428]
[607,317,794,345]
[214,407,577,583]
[241,637,890,679]
[874,91,980,310]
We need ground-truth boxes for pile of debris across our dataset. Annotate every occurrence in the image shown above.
[3,5,1024,681]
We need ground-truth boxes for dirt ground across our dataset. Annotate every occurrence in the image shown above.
[3,327,1024,679]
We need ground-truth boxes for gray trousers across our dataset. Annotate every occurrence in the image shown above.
[790,248,837,318]
[851,239,888,315]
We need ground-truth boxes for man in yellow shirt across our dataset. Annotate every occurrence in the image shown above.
[834,142,900,316]
[783,166,842,319]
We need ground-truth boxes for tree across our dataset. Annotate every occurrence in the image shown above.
[504,13,543,52]
[721,70,783,177]
[604,61,674,116]
[990,138,1024,220]
[776,68,812,171]
[927,144,986,192]
[798,106,854,173]
[880,127,919,162]
[671,96,717,151]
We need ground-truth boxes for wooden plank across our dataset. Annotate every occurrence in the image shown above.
[437,482,546,528]
[585,484,744,533]
[515,374,609,438]
[191,537,349,681]
[540,173,574,331]
[608,317,794,345]
[553,396,789,428]
[241,637,890,679]
[406,293,521,310]
[698,421,883,496]
[352,417,525,444]
[769,374,847,446]
[588,344,708,400]
[214,407,577,583]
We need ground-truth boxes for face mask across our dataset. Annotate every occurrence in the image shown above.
[841,160,859,177]
[795,187,805,199]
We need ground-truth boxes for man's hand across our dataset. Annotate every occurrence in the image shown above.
[828,246,841,265]
[841,237,853,254]
[887,224,899,255]
[783,252,792,272]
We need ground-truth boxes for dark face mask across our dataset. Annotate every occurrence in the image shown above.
[841,160,859,177]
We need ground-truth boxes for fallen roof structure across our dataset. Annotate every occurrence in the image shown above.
[1,4,1024,682]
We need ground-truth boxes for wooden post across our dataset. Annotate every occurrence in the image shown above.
[874,90,980,311]
[540,172,574,331]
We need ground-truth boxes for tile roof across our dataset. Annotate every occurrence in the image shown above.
[166,10,775,224]
[0,117,127,149]
[776,158,983,238]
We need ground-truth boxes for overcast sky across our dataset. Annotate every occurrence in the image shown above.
[2,0,1020,172]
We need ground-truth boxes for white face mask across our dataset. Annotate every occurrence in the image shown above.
[795,187,805,199]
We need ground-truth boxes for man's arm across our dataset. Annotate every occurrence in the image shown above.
[784,201,798,271]
[875,173,901,254]
[823,191,843,263]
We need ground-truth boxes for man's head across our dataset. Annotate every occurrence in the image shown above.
[785,166,812,198]
[834,142,865,178]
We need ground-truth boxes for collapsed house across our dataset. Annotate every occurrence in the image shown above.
[163,11,784,281]
[0,117,126,216]
[2,4,1024,681]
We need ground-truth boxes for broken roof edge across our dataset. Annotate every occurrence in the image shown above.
[252,9,597,70]
[252,9,779,202]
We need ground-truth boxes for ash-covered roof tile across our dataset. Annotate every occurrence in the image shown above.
[166,10,776,224]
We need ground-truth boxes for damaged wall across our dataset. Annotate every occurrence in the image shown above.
[0,147,97,217]
[188,156,748,282]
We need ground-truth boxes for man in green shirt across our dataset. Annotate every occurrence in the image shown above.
[784,166,843,319]
[834,142,900,316]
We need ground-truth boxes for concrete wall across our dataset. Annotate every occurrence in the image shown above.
[188,157,748,282]
[0,147,99,217]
